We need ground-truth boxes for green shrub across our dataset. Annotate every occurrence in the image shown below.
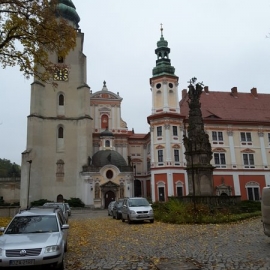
[31,199,52,206]
[153,200,261,224]
[66,197,85,207]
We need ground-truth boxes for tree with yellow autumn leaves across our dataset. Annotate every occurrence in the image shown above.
[0,0,77,82]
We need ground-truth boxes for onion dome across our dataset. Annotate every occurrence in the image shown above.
[56,0,80,28]
[152,25,176,77]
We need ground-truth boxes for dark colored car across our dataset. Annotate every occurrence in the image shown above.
[112,199,124,220]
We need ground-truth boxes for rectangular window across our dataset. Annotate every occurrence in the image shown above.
[158,150,163,163]
[240,132,252,142]
[158,187,165,202]
[157,126,162,137]
[212,131,223,143]
[247,187,260,201]
[177,186,183,197]
[173,126,178,136]
[243,153,255,168]
[214,153,226,168]
[174,149,180,162]
[268,133,270,144]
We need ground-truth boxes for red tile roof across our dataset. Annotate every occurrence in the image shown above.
[180,89,270,123]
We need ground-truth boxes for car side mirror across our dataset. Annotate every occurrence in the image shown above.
[61,224,69,230]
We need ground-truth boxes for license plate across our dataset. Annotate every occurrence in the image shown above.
[9,259,35,266]
[138,215,148,218]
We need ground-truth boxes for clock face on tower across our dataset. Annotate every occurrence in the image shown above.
[53,67,69,81]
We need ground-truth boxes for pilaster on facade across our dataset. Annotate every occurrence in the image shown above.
[258,132,268,169]
[227,130,237,168]
[162,80,169,112]
[165,124,172,162]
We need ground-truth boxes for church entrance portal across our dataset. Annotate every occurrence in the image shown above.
[105,190,115,208]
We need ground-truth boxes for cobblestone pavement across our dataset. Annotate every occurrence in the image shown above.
[66,209,270,270]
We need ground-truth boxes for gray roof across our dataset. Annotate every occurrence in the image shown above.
[92,150,128,167]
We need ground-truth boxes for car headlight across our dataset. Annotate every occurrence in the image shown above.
[149,209,153,214]
[130,210,136,214]
[45,245,60,253]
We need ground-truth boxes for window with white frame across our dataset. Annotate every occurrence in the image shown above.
[172,126,178,136]
[240,132,252,143]
[214,153,226,168]
[176,182,184,197]
[157,126,162,137]
[243,153,255,168]
[158,150,163,163]
[174,149,180,164]
[246,182,260,201]
[212,131,223,144]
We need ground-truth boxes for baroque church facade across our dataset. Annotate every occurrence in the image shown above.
[19,0,270,208]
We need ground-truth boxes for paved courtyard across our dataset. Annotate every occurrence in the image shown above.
[65,209,270,270]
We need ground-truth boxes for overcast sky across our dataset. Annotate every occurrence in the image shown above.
[1,0,270,165]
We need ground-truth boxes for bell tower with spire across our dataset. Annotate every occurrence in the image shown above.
[147,26,186,202]
[20,0,92,208]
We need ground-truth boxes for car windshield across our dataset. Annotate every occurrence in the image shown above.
[5,215,59,234]
[128,198,149,207]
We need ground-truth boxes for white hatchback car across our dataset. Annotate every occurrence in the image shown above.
[121,197,154,224]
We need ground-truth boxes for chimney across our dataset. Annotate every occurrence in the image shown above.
[182,89,187,99]
[231,87,238,97]
[204,86,209,93]
[251,87,258,98]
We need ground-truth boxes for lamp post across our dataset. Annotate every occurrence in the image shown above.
[27,160,32,208]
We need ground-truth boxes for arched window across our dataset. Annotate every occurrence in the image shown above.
[245,181,260,201]
[105,140,110,147]
[58,127,64,138]
[59,94,64,106]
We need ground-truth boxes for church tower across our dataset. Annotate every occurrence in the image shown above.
[147,26,186,202]
[20,0,92,208]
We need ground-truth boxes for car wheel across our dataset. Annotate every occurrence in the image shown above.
[64,242,68,252]
[150,219,154,223]
[127,215,132,224]
[121,218,125,222]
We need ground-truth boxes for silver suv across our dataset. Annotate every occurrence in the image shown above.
[43,202,69,223]
[121,197,154,224]
[0,207,69,269]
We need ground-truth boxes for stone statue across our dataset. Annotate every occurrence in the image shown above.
[95,183,100,199]
[88,156,92,166]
